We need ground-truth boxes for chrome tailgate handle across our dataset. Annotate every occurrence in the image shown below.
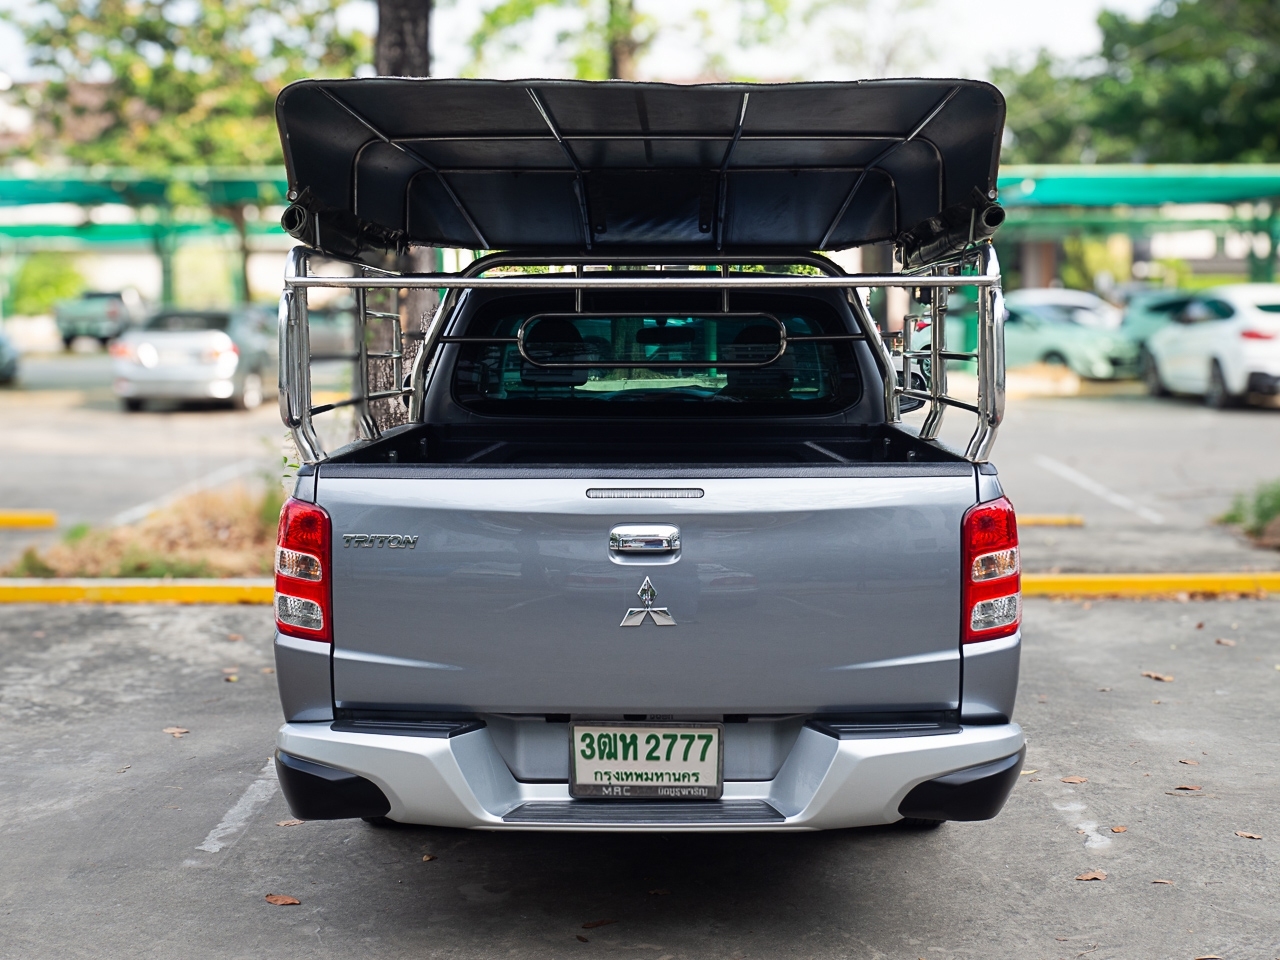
[609,524,680,553]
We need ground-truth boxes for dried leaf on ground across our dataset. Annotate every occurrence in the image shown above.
[1020,769,1038,776]
[1234,831,1262,839]
[1061,776,1088,784]
[276,819,304,827]
[1075,870,1106,881]
[227,633,244,641]
[1097,687,1112,692]
[1174,785,1202,791]
[1111,826,1127,833]
[422,854,437,861]
[576,935,588,943]
[265,894,300,905]
[1193,955,1225,959]
[1195,622,1204,629]
[581,919,617,929]
[161,727,188,738]
[261,667,275,674]
[1179,759,1200,765]
[118,765,130,773]
[648,888,670,895]
[1214,638,1236,646]
[1150,879,1173,884]
[224,675,239,683]
[222,667,239,673]
[1141,671,1174,682]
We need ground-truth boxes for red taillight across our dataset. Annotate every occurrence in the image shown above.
[1242,329,1276,340]
[275,498,332,642]
[961,496,1021,644]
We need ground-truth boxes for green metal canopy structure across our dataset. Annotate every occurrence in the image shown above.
[997,164,1280,207]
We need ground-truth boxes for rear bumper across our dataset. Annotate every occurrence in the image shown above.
[1247,371,1280,396]
[114,373,238,400]
[275,719,1024,832]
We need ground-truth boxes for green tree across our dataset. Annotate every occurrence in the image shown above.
[7,253,85,317]
[6,0,370,301]
[997,0,1280,164]
[467,0,788,80]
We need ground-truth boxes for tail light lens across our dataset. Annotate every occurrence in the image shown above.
[275,498,332,642]
[108,341,135,360]
[962,496,1021,643]
[1241,329,1276,340]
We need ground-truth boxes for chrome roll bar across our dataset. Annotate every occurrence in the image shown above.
[278,244,1005,465]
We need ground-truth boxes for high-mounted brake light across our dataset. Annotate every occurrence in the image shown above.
[961,496,1021,643]
[275,498,332,642]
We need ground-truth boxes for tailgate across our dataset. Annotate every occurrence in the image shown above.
[320,475,973,715]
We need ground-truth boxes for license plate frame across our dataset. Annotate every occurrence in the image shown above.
[569,722,724,800]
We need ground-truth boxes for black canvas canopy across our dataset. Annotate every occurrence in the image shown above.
[275,78,1005,257]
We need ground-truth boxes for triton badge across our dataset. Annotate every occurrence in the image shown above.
[342,534,419,549]
[620,576,676,627]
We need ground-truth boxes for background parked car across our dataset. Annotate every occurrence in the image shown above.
[1120,289,1194,347]
[1143,284,1280,408]
[109,306,275,411]
[54,290,146,348]
[1004,288,1123,330]
[0,328,19,384]
[1003,301,1140,380]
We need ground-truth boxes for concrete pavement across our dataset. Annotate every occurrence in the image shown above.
[1,599,1277,959]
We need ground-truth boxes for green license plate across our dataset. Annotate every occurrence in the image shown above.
[570,722,723,799]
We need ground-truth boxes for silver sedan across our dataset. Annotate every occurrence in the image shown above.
[110,307,275,412]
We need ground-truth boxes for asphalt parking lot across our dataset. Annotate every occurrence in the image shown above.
[1,598,1277,960]
[3,356,1280,958]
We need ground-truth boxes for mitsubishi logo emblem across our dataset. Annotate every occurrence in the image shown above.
[619,576,676,627]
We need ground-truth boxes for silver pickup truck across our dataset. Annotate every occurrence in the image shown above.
[269,77,1022,832]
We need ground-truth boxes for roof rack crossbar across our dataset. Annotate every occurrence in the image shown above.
[715,93,750,251]
[527,87,593,251]
[818,85,961,249]
[317,87,490,249]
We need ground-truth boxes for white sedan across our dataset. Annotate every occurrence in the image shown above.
[1143,284,1280,408]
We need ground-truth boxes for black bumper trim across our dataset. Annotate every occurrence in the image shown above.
[274,750,391,820]
[331,718,485,738]
[1247,372,1280,395]
[897,746,1026,822]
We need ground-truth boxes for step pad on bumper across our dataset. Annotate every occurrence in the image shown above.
[503,799,784,825]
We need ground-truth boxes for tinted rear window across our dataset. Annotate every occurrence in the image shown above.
[145,313,229,332]
[452,297,862,416]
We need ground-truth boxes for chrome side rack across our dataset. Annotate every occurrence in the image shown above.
[279,244,1004,464]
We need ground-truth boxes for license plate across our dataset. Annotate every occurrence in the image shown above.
[570,723,723,799]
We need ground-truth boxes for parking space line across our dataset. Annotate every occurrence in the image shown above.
[194,759,277,854]
[110,458,261,526]
[1034,455,1165,525]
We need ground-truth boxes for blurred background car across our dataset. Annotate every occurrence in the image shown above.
[0,328,19,385]
[1120,289,1194,348]
[1003,288,1123,330]
[54,290,146,349]
[1143,284,1280,408]
[109,306,275,411]
[1003,301,1140,380]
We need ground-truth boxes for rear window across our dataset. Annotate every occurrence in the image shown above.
[452,298,862,416]
[145,313,229,332]
[1256,304,1280,314]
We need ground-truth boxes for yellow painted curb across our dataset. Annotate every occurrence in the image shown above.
[0,578,273,604]
[1020,515,1085,528]
[1023,572,1280,597]
[0,510,58,529]
[0,574,1275,604]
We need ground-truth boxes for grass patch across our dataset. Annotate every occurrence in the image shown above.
[1220,479,1280,547]
[4,483,280,578]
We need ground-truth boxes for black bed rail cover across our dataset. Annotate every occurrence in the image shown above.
[274,77,1005,258]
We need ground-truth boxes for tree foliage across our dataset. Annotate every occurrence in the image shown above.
[8,0,369,168]
[466,0,788,80]
[997,0,1280,164]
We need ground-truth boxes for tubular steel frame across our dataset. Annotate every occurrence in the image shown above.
[279,244,1004,465]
